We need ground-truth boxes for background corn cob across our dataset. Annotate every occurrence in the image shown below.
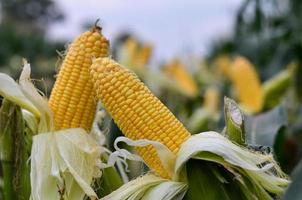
[163,59,198,98]
[90,58,191,179]
[230,57,263,113]
[49,26,109,131]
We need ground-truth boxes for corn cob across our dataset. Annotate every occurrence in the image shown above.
[163,59,198,98]
[122,37,138,67]
[49,26,109,131]
[203,87,220,112]
[214,55,231,77]
[230,57,263,113]
[134,44,152,68]
[90,58,191,179]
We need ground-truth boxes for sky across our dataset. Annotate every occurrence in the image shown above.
[48,0,243,62]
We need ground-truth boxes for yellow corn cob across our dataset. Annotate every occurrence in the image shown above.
[230,57,263,113]
[164,59,198,98]
[134,44,152,68]
[203,87,220,112]
[122,37,138,67]
[214,55,232,78]
[90,58,191,179]
[49,26,109,131]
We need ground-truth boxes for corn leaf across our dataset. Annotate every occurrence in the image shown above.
[283,160,302,200]
[244,105,287,147]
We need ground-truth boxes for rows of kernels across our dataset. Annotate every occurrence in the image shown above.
[90,57,191,179]
[49,28,109,131]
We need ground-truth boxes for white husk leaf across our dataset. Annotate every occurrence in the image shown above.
[0,72,40,117]
[101,174,186,200]
[108,137,176,178]
[30,128,102,200]
[19,61,54,132]
[175,131,289,193]
[142,181,187,200]
[22,109,38,133]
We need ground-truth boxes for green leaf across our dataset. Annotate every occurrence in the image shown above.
[283,160,302,200]
[175,131,289,199]
[244,105,287,146]
[184,159,243,200]
[96,154,124,198]
[262,67,292,110]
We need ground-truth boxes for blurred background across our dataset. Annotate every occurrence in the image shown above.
[1,0,302,179]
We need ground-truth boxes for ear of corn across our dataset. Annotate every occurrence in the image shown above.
[121,37,138,67]
[163,59,198,98]
[120,37,152,70]
[90,58,191,179]
[49,27,109,131]
[134,44,152,68]
[214,55,232,77]
[230,57,263,113]
[203,87,220,112]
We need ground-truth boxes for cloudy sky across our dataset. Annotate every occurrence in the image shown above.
[49,0,243,61]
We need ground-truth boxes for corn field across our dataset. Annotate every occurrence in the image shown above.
[1,1,302,200]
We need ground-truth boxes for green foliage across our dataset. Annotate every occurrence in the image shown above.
[0,0,66,93]
[208,0,302,79]
[283,160,302,200]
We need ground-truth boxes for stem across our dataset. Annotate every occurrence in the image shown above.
[0,100,16,200]
[224,97,246,146]
[2,161,16,200]
[0,99,31,200]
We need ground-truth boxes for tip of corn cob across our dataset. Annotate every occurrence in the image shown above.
[49,28,109,131]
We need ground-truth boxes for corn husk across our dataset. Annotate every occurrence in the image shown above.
[30,128,101,200]
[104,131,289,200]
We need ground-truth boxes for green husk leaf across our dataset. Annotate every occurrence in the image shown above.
[175,131,289,199]
[224,97,246,146]
[262,66,292,110]
[184,159,246,200]
[95,162,124,197]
